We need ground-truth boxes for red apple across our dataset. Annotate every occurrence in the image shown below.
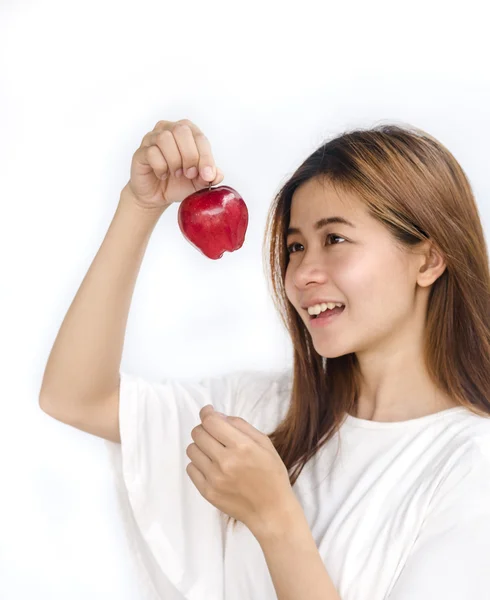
[177,185,249,260]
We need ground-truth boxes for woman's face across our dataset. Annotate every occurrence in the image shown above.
[284,177,426,359]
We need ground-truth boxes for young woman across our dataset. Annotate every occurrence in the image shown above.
[40,119,490,600]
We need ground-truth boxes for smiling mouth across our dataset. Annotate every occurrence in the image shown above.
[308,305,345,321]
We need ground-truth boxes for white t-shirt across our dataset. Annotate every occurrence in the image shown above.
[104,368,490,600]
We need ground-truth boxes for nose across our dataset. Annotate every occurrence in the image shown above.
[291,254,329,289]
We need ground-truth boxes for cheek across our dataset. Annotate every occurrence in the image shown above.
[329,254,371,297]
[337,252,389,305]
[344,253,412,319]
[284,265,295,300]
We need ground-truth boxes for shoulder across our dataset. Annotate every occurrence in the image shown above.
[467,415,490,493]
[430,412,490,512]
[452,410,490,469]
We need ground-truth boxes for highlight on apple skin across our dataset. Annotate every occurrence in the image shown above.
[177,185,249,260]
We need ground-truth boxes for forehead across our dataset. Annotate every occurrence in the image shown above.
[290,178,364,223]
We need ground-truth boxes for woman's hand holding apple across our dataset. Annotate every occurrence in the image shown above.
[123,119,225,211]
[121,118,248,259]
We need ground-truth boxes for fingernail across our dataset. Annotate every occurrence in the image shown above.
[215,412,228,419]
[202,166,214,180]
[176,168,183,178]
[186,167,197,178]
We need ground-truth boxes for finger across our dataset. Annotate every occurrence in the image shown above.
[131,143,167,182]
[225,417,268,446]
[139,130,170,180]
[186,442,213,474]
[191,422,227,462]
[201,413,251,448]
[145,145,169,180]
[150,129,182,178]
[186,462,207,494]
[210,166,225,186]
[142,121,224,187]
[153,119,216,183]
[193,131,218,182]
[171,123,200,179]
[191,166,225,190]
[200,405,217,421]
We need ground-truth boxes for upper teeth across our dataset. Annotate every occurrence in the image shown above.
[307,302,344,315]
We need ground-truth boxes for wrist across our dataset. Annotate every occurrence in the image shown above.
[251,494,305,545]
[119,184,168,220]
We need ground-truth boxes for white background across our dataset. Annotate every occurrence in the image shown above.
[0,0,489,598]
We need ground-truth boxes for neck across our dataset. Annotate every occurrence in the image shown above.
[354,339,458,423]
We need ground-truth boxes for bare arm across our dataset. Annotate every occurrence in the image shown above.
[255,501,341,600]
[38,119,223,439]
[39,185,166,412]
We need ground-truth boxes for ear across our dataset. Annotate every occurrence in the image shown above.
[416,241,447,287]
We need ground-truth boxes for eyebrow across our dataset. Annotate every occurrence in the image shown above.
[286,216,356,237]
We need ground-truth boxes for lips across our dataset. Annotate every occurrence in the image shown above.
[309,305,345,320]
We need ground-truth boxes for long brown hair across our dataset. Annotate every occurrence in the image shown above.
[224,122,490,532]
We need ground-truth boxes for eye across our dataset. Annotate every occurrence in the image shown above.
[286,234,345,255]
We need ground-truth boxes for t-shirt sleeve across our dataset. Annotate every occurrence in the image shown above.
[106,367,290,600]
[387,442,490,600]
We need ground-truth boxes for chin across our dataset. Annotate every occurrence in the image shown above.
[310,337,354,359]
[319,348,352,359]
